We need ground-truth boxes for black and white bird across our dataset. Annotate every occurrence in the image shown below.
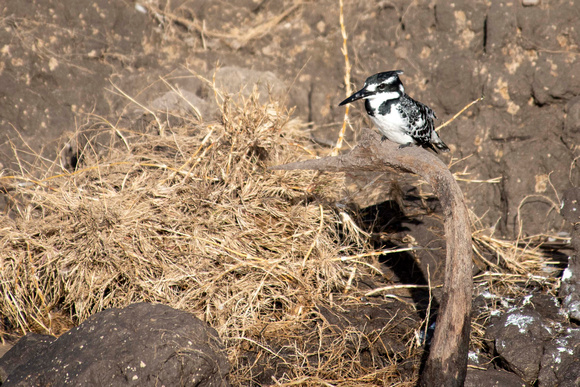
[339,70,449,152]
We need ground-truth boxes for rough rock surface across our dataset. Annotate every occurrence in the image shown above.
[0,303,229,386]
[485,294,568,384]
[486,309,549,382]
[538,328,580,387]
[560,188,580,321]
[465,368,526,387]
[0,333,56,382]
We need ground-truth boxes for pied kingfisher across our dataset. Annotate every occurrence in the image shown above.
[339,70,449,153]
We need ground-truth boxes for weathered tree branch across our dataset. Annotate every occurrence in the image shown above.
[271,129,473,386]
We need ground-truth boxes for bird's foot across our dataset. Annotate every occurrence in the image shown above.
[398,142,413,149]
[380,135,388,142]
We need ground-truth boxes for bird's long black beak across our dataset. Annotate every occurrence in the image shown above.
[338,87,373,106]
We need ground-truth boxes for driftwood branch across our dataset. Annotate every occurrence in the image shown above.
[272,129,473,386]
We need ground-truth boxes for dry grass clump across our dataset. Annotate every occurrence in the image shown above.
[469,208,563,289]
[0,89,415,385]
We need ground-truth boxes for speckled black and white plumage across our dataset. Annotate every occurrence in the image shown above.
[339,70,449,153]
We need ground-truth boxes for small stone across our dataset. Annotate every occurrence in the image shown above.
[522,0,540,6]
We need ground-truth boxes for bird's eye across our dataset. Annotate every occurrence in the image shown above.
[378,84,387,91]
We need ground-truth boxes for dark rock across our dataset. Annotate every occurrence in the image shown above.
[516,5,549,50]
[532,57,580,105]
[556,363,580,387]
[559,188,580,321]
[0,303,230,386]
[483,294,569,384]
[517,3,580,52]
[485,0,518,53]
[538,328,580,387]
[0,333,56,382]
[465,368,526,387]
[485,104,569,237]
[518,293,565,322]
[561,188,580,226]
[485,305,552,383]
[432,1,486,50]
[432,54,479,114]
[560,256,580,321]
[565,97,580,137]
[506,67,534,107]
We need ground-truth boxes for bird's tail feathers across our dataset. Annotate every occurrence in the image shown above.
[431,132,450,152]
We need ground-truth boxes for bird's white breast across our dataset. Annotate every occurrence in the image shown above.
[370,113,414,145]
[367,97,414,145]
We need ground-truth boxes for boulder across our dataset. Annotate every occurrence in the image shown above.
[538,328,580,387]
[485,294,564,383]
[0,303,230,386]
